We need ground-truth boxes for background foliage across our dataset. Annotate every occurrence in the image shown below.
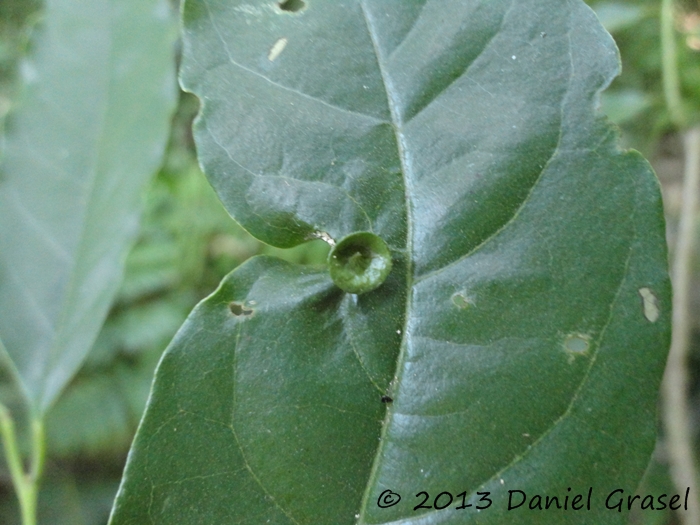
[0,0,696,523]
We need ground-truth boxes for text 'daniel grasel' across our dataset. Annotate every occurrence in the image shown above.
[375,487,690,513]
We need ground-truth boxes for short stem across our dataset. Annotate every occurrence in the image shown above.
[30,417,45,485]
[0,404,44,525]
[663,126,700,525]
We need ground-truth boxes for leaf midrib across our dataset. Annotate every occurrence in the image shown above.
[356,2,415,522]
[356,1,579,522]
[43,0,115,411]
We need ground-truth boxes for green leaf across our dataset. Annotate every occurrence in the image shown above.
[46,374,133,459]
[600,89,652,124]
[629,446,674,525]
[110,1,670,524]
[0,0,177,412]
[0,468,120,525]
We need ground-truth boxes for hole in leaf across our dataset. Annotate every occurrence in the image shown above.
[564,334,589,353]
[278,0,306,12]
[229,302,254,317]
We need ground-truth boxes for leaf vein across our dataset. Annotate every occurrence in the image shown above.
[402,1,513,126]
[205,125,374,233]
[356,3,415,522]
[413,108,565,284]
[227,305,300,525]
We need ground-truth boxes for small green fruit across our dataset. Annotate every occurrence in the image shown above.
[328,232,392,294]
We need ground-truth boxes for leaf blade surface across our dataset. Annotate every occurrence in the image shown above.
[111,1,670,523]
[0,0,177,411]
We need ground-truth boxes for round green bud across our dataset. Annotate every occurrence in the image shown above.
[328,232,392,294]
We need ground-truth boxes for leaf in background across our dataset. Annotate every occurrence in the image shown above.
[46,374,133,460]
[101,301,186,357]
[110,1,670,523]
[0,468,121,525]
[0,0,41,123]
[117,241,181,304]
[0,0,177,412]
[592,2,648,34]
[629,445,674,525]
[600,89,653,124]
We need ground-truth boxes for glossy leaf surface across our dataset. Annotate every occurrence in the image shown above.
[0,0,176,411]
[110,0,671,523]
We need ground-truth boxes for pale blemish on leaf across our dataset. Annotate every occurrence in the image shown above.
[638,287,660,323]
[310,230,335,246]
[451,292,473,309]
[268,38,288,62]
[564,334,590,354]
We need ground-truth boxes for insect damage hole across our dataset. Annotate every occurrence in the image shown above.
[277,0,306,12]
[229,302,254,317]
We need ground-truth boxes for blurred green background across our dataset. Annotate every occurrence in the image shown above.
[0,0,698,523]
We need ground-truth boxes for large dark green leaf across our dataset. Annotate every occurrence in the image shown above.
[110,1,670,523]
[0,0,176,412]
